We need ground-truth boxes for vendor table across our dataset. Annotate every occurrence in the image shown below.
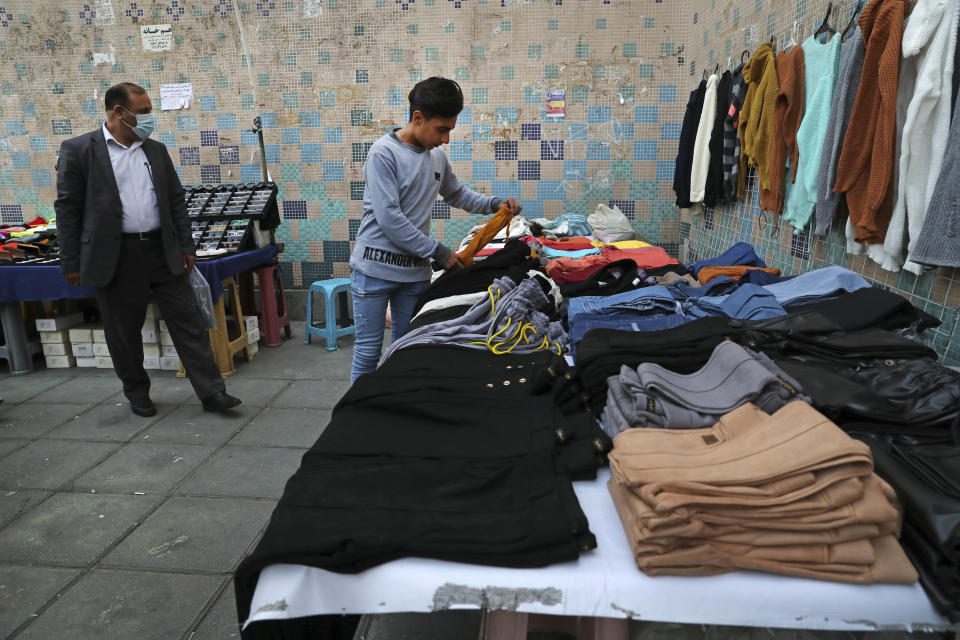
[244,467,957,635]
[0,244,278,374]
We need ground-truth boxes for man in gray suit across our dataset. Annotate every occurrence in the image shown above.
[55,82,241,416]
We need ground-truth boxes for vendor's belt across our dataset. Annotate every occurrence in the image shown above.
[121,228,162,240]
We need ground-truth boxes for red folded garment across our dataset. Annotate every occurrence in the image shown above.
[599,246,679,270]
[549,259,614,284]
[539,236,597,250]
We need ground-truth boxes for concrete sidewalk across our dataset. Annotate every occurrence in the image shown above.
[0,322,353,639]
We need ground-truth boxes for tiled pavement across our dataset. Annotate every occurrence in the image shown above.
[0,322,352,640]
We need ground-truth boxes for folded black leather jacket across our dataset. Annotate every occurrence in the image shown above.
[856,432,960,622]
[776,358,960,430]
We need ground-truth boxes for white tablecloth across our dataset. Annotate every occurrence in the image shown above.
[244,468,956,633]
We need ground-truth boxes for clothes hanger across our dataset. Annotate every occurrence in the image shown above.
[770,35,776,53]
[841,0,864,39]
[813,2,836,42]
[784,21,800,50]
[741,49,751,64]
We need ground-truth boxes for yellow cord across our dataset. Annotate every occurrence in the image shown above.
[475,283,566,356]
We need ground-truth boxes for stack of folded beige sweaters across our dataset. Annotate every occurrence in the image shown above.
[607,401,918,583]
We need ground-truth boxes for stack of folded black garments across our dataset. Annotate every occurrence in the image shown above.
[574,287,943,418]
[857,431,960,622]
[410,238,546,327]
[235,344,610,623]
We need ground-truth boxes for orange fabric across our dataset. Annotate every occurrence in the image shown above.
[598,246,680,270]
[766,47,804,216]
[738,43,779,198]
[834,0,907,244]
[539,236,596,250]
[457,204,513,266]
[697,266,782,284]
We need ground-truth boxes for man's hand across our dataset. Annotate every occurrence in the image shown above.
[503,198,523,215]
[64,272,81,287]
[183,255,195,271]
[443,253,464,271]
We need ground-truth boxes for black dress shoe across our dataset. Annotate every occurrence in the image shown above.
[130,398,157,417]
[201,391,242,412]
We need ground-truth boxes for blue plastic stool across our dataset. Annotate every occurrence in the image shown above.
[305,278,355,351]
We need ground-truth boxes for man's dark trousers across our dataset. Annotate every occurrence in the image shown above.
[96,234,224,402]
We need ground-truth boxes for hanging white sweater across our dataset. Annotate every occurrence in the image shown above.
[689,73,718,204]
[879,0,960,273]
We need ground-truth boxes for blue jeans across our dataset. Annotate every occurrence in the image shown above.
[350,271,430,382]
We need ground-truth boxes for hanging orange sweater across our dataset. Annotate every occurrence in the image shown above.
[738,43,779,199]
[834,0,907,244]
[765,47,805,216]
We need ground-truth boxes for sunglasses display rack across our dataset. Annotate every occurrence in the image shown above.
[183,182,280,256]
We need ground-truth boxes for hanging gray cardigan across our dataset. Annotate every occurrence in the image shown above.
[910,86,960,267]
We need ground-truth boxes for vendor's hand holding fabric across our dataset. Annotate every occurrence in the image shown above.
[443,253,464,270]
[502,198,522,216]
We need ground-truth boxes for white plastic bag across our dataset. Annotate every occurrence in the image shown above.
[189,268,217,330]
[588,203,635,243]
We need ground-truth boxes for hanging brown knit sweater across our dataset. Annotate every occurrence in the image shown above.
[834,0,907,244]
[738,43,780,201]
[764,47,805,216]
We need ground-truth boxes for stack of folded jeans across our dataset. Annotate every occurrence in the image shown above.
[682,283,785,320]
[566,282,787,352]
[606,401,918,584]
[601,341,809,435]
[235,345,608,622]
[763,265,870,305]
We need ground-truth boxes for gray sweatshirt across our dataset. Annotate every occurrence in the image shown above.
[349,131,501,282]
[814,27,865,236]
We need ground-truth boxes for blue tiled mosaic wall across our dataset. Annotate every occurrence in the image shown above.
[0,0,690,287]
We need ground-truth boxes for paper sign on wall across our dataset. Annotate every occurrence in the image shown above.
[160,83,193,110]
[141,24,173,51]
[93,0,116,25]
[546,89,566,119]
[303,0,323,18]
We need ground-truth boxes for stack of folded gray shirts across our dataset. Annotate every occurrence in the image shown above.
[601,341,810,436]
[384,275,569,359]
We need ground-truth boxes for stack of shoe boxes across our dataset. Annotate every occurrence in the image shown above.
[93,326,112,368]
[35,312,84,368]
[142,304,160,370]
[70,324,96,367]
[158,319,179,370]
[67,304,161,369]
[244,315,260,357]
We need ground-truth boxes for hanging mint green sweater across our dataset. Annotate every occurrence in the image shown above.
[783,34,842,232]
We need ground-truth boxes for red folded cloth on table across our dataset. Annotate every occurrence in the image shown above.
[598,246,679,270]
